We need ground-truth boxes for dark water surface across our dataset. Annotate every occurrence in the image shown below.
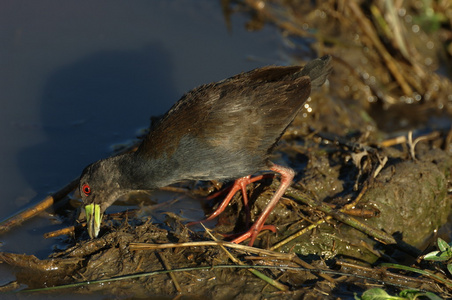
[0,0,283,293]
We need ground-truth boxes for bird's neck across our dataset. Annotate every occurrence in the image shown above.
[112,152,177,190]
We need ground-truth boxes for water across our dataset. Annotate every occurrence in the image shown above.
[0,0,283,294]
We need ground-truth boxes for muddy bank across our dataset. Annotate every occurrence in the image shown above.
[1,104,450,298]
[1,0,452,298]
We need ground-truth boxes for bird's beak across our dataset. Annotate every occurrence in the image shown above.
[85,203,102,239]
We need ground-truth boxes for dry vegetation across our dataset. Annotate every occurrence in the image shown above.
[1,0,452,298]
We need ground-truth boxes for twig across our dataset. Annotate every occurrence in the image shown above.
[380,135,407,147]
[336,260,436,287]
[408,131,441,160]
[201,224,289,292]
[381,263,452,288]
[270,217,329,251]
[156,251,182,294]
[290,255,336,283]
[22,264,432,293]
[343,184,369,211]
[1,142,141,236]
[44,209,139,238]
[313,130,378,154]
[44,225,80,239]
[269,218,338,283]
[285,187,421,257]
[373,155,388,178]
[0,178,79,234]
[271,183,375,251]
[130,240,294,260]
[348,1,413,95]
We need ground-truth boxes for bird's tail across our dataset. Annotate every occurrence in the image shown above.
[300,55,332,89]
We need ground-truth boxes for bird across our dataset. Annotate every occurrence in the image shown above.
[79,55,331,245]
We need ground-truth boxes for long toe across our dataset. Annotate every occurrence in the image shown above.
[186,174,273,226]
[230,224,277,245]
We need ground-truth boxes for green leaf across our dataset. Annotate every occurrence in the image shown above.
[399,289,442,300]
[361,288,402,300]
[439,251,452,260]
[437,238,450,252]
[423,251,446,261]
[399,289,421,298]
[447,263,452,276]
[423,292,444,300]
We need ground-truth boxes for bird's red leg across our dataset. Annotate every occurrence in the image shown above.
[186,174,273,226]
[230,164,295,246]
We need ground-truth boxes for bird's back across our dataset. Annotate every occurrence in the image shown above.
[135,56,331,185]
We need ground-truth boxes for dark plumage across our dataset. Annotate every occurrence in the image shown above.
[80,55,331,244]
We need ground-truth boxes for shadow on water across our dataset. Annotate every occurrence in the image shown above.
[13,44,178,252]
[18,43,177,193]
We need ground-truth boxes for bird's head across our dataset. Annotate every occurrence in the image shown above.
[79,158,125,239]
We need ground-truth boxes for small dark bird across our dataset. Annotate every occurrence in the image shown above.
[80,55,331,245]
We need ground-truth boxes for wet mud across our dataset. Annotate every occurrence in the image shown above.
[2,0,452,298]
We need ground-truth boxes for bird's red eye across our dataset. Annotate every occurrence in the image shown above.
[82,184,91,196]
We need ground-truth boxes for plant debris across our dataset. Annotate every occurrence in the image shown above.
[1,0,452,298]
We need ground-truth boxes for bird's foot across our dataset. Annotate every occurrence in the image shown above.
[224,224,277,245]
[186,174,274,227]
[231,164,295,246]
